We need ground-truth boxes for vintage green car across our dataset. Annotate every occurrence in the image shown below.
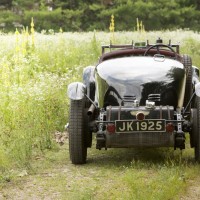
[67,38,200,164]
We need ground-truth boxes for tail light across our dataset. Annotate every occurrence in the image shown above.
[166,122,174,133]
[107,123,115,133]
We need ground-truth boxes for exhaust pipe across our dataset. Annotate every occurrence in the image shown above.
[87,104,96,116]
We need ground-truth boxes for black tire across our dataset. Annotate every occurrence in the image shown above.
[195,97,200,162]
[69,99,87,164]
[183,55,193,112]
[190,108,197,148]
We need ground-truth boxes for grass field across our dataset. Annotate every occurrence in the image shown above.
[0,30,200,199]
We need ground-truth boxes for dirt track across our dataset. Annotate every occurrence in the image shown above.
[1,137,200,200]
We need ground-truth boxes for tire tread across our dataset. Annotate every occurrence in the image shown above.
[69,99,87,164]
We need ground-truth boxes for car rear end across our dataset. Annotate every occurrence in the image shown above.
[95,56,186,150]
[104,104,175,148]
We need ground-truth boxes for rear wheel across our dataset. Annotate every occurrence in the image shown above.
[183,55,193,112]
[69,99,87,164]
[194,97,200,162]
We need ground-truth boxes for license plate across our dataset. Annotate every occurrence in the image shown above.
[115,120,166,133]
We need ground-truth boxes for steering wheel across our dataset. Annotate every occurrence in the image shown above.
[144,44,176,56]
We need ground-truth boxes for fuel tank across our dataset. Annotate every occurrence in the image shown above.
[95,56,186,108]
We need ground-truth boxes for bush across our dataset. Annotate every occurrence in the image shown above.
[0,10,21,31]
[23,8,83,32]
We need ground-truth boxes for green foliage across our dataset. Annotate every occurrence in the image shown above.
[0,0,200,31]
[0,10,20,30]
[0,31,101,176]
[23,8,83,32]
[0,0,12,8]
[181,38,200,66]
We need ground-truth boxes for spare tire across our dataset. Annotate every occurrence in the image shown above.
[182,54,193,113]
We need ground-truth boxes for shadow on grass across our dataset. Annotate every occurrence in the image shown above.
[86,147,197,169]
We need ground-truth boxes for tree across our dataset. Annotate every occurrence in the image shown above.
[53,0,81,9]
[196,0,200,9]
[12,0,39,9]
[0,0,200,31]
[0,0,13,9]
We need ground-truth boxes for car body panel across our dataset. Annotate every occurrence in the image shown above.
[67,82,86,100]
[95,57,186,109]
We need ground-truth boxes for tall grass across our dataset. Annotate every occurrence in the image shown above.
[0,31,100,179]
[0,30,200,182]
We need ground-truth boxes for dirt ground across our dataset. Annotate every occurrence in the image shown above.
[1,168,200,200]
[180,178,200,200]
[1,134,200,200]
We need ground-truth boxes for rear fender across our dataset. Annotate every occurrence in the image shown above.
[83,66,95,85]
[67,82,86,100]
[83,66,95,101]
